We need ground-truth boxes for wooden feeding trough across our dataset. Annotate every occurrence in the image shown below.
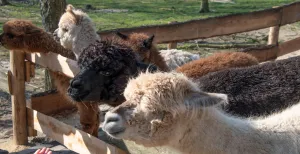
[7,1,300,154]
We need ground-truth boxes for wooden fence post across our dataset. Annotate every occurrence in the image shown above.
[167,21,178,49]
[268,6,280,46]
[167,42,177,49]
[10,50,28,145]
[268,26,280,45]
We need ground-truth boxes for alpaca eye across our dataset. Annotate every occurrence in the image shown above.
[6,33,14,39]
[62,28,68,32]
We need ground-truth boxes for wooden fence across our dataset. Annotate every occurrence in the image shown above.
[8,1,300,154]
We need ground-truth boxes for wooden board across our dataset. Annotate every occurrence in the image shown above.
[281,2,300,25]
[240,45,279,62]
[25,61,31,82]
[27,108,127,154]
[278,37,300,57]
[267,26,280,45]
[26,90,76,115]
[99,2,300,43]
[240,36,300,62]
[25,53,79,78]
[10,51,28,145]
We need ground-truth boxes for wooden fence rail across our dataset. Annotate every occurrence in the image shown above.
[26,108,125,154]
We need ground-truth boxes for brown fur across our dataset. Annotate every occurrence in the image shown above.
[176,52,259,79]
[0,20,75,59]
[0,20,99,136]
[113,33,170,72]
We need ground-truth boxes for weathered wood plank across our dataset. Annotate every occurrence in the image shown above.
[25,53,79,78]
[25,61,31,82]
[10,50,28,145]
[240,45,279,62]
[278,37,300,57]
[27,108,127,154]
[30,63,35,78]
[240,36,300,62]
[27,107,37,137]
[26,90,76,115]
[268,26,280,45]
[281,2,300,25]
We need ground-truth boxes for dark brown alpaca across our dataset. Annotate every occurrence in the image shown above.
[113,32,170,72]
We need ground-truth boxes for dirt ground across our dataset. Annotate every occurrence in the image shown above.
[1,13,300,154]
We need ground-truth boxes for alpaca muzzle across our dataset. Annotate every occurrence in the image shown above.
[102,112,126,138]
[67,67,110,102]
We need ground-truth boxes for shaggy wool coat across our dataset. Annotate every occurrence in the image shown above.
[197,55,300,117]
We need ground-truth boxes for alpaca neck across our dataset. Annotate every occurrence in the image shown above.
[72,23,100,59]
[37,33,75,60]
[168,107,296,154]
[149,46,170,72]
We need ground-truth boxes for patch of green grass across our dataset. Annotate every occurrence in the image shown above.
[0,2,42,28]
[0,46,9,56]
[0,0,297,31]
[66,0,297,31]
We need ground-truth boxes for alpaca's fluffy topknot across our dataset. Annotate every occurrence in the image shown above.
[66,4,75,12]
[78,40,138,76]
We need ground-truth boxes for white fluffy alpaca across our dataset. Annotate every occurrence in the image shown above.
[56,4,100,59]
[103,72,300,154]
[159,49,200,70]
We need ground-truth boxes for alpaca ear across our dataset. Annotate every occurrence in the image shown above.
[184,91,227,109]
[66,4,81,25]
[143,34,155,49]
[115,31,128,40]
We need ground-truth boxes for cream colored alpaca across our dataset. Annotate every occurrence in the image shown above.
[103,72,300,154]
[56,4,100,59]
[159,49,200,70]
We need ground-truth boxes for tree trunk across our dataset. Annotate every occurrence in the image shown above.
[39,0,66,90]
[0,0,10,6]
[199,0,210,13]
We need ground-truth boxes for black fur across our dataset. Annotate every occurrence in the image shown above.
[197,56,300,117]
[68,40,157,104]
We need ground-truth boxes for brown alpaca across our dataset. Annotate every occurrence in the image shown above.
[114,32,170,71]
[0,19,75,59]
[176,52,259,79]
[0,20,99,137]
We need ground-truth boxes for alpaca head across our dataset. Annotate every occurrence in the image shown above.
[0,20,43,51]
[102,72,227,147]
[67,41,158,105]
[115,32,155,62]
[56,4,100,58]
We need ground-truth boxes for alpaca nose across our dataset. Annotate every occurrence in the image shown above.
[70,79,83,89]
[105,112,121,123]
